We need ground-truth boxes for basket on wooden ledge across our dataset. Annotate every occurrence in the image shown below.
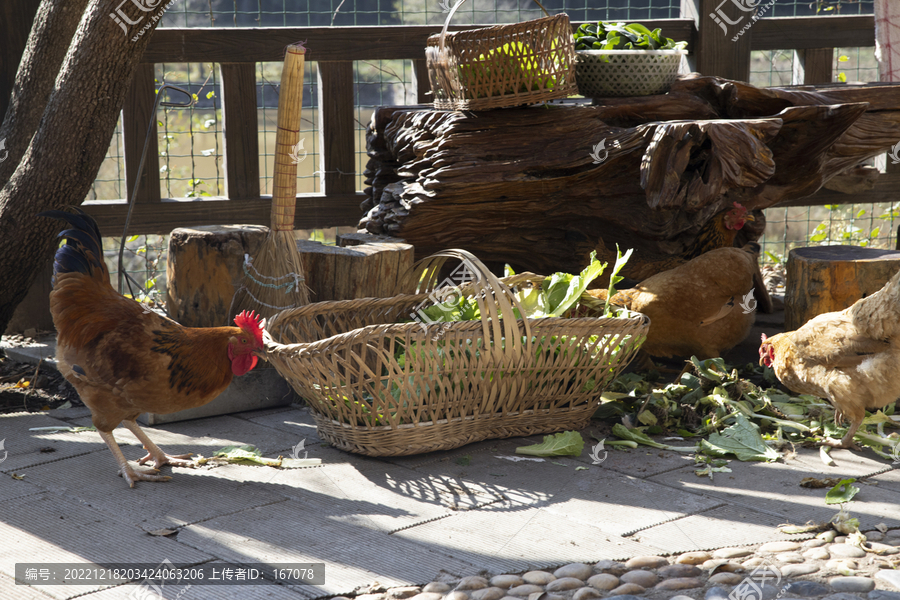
[425,0,577,111]
[263,249,648,456]
[575,49,686,98]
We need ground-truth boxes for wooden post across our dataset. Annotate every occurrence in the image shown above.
[317,61,356,198]
[681,0,752,81]
[413,58,432,105]
[122,63,162,204]
[793,49,834,85]
[297,239,414,302]
[220,62,261,201]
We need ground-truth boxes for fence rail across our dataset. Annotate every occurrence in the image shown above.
[2,9,883,236]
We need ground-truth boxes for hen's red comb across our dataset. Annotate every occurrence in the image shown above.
[234,310,264,346]
[733,202,747,213]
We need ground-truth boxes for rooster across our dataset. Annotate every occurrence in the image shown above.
[759,269,900,449]
[39,208,266,487]
[586,244,762,362]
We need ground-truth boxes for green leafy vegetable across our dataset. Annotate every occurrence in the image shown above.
[826,478,860,505]
[574,21,688,52]
[611,423,697,453]
[604,245,633,316]
[700,413,781,462]
[516,431,585,457]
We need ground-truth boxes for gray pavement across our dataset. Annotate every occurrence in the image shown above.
[2,308,900,600]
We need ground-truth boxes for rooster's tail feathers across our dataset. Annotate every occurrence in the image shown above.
[38,208,108,285]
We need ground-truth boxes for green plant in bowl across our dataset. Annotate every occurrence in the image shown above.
[574,21,687,52]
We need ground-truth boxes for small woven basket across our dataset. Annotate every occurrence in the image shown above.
[425,0,577,110]
[576,49,686,98]
[263,250,649,456]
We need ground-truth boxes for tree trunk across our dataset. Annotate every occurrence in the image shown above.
[0,0,164,331]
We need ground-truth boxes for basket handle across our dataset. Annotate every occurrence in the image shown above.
[437,0,551,53]
[403,248,533,357]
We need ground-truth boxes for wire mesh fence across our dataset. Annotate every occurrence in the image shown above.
[88,0,884,300]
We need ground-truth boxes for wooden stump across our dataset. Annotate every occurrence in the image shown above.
[166,225,268,327]
[785,245,900,330]
[298,237,415,302]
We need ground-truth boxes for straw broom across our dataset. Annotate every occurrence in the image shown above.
[231,43,310,319]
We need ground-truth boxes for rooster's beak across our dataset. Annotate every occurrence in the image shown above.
[744,214,755,222]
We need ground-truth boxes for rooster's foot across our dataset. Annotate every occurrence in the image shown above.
[119,465,172,488]
[137,451,195,470]
[820,437,862,451]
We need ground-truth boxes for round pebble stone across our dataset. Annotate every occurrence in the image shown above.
[594,560,627,575]
[780,564,820,577]
[655,577,704,591]
[500,597,522,600]
[620,570,658,588]
[457,577,490,591]
[708,573,744,585]
[713,547,754,560]
[819,531,839,543]
[659,565,702,579]
[669,596,697,600]
[831,545,868,559]
[546,578,585,592]
[835,536,848,544]
[705,561,744,573]
[357,594,385,600]
[447,593,470,600]
[608,583,645,596]
[389,587,421,599]
[804,538,829,548]
[424,583,452,594]
[553,564,592,581]
[624,556,668,570]
[491,576,524,590]
[887,530,900,539]
[677,552,712,565]
[411,594,443,600]
[759,541,802,553]
[523,572,556,586]
[867,543,900,555]
[776,552,805,564]
[529,593,563,600]
[507,585,545,597]
[784,581,834,597]
[742,557,766,568]
[830,577,876,593]
[604,596,644,600]
[869,591,900,600]
[823,594,869,600]
[866,531,886,542]
[876,570,900,588]
[572,587,602,600]
[587,574,619,591]
[471,587,506,600]
[826,560,858,572]
[804,548,831,560]
[705,586,730,600]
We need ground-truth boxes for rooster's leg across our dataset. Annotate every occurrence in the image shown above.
[122,420,195,469]
[98,430,171,488]
[821,417,862,451]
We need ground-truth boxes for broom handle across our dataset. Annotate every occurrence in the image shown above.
[272,43,307,232]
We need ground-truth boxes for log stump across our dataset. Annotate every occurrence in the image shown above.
[785,245,900,330]
[167,225,268,327]
[298,237,414,302]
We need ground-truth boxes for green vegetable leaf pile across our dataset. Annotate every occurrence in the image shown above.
[516,431,585,457]
[514,250,607,319]
[574,21,688,52]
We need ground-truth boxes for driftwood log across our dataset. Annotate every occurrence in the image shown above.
[360,75,900,281]
[785,246,900,330]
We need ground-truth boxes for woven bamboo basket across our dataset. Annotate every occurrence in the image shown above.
[263,250,648,456]
[425,0,577,111]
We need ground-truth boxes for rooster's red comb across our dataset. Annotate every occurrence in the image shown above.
[760,333,768,342]
[234,310,264,345]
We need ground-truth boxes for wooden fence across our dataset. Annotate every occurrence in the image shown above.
[0,2,888,238]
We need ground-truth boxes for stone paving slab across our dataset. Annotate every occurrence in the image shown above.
[870,466,900,493]
[630,503,806,553]
[0,491,212,600]
[392,500,668,573]
[175,499,481,597]
[243,405,327,445]
[0,572,57,600]
[77,575,312,599]
[0,411,106,473]
[18,453,291,533]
